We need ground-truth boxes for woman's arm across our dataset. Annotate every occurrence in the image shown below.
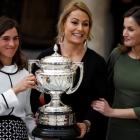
[0,74,36,115]
[0,89,19,114]
[91,98,137,119]
[12,74,36,95]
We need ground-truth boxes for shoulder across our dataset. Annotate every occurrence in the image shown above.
[108,47,121,64]
[85,48,107,73]
[107,47,122,71]
[110,47,120,57]
[87,47,106,64]
[86,48,108,76]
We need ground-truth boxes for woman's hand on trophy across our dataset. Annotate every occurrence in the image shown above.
[12,74,37,95]
[77,120,91,138]
[76,122,87,138]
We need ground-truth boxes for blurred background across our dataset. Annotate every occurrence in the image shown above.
[1,1,140,139]
[1,0,140,66]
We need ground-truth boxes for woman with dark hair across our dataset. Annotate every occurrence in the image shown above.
[31,1,108,140]
[91,6,140,140]
[0,16,41,140]
[0,16,25,69]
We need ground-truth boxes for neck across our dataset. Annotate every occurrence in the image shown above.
[129,46,140,59]
[0,57,12,66]
[60,42,85,58]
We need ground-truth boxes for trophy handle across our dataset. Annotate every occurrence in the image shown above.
[66,62,83,94]
[28,59,44,93]
[28,59,40,73]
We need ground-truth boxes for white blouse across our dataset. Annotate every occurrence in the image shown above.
[0,64,42,140]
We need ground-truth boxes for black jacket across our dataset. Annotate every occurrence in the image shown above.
[30,44,108,140]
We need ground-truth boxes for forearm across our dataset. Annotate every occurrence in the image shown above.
[110,108,137,119]
[0,89,19,114]
[12,86,20,95]
[92,99,138,119]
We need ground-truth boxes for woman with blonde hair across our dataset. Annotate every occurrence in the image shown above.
[31,1,108,140]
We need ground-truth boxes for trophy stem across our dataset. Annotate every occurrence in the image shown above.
[41,91,71,113]
[49,91,64,107]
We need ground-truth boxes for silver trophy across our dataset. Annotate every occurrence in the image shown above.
[28,44,83,139]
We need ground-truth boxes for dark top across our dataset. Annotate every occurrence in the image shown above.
[107,48,140,140]
[30,44,108,140]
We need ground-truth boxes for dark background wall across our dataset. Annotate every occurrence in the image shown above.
[109,0,140,51]
[0,0,60,49]
[0,0,60,68]
[0,0,140,67]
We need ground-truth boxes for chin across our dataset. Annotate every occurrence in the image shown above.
[73,41,83,45]
[124,42,131,46]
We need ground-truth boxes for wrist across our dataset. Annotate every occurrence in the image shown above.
[108,108,115,117]
[82,120,90,133]
[12,86,19,95]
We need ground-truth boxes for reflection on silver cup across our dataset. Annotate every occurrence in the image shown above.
[28,44,83,139]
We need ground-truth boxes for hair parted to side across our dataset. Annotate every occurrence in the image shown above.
[0,16,26,70]
[118,6,140,53]
[56,1,93,44]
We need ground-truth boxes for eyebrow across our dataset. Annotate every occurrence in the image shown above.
[1,35,19,38]
[123,25,134,28]
[72,18,89,22]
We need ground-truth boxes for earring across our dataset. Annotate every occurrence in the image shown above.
[59,32,64,44]
[84,39,88,49]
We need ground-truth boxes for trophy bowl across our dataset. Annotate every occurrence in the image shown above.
[28,44,83,139]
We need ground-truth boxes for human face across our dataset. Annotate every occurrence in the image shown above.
[123,17,140,47]
[0,27,19,65]
[63,9,89,45]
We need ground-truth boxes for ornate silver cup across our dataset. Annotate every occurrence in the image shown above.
[28,44,83,139]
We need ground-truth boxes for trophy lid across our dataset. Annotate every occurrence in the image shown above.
[40,44,72,65]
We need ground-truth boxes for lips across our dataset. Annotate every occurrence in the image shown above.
[73,33,83,37]
[6,47,15,49]
[124,38,130,41]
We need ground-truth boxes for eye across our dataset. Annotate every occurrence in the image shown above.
[72,21,78,25]
[83,23,89,27]
[2,37,9,41]
[14,36,19,40]
[128,27,134,31]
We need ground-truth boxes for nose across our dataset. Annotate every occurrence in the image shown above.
[9,39,14,46]
[77,24,83,31]
[123,29,128,37]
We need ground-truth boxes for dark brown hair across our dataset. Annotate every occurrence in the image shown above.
[0,16,26,70]
[118,6,140,53]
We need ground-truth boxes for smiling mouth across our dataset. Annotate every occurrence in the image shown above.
[6,48,15,50]
[124,38,130,41]
[73,33,83,37]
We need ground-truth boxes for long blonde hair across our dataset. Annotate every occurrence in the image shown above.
[56,1,93,44]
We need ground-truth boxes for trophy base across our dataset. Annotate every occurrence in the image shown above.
[32,124,80,139]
